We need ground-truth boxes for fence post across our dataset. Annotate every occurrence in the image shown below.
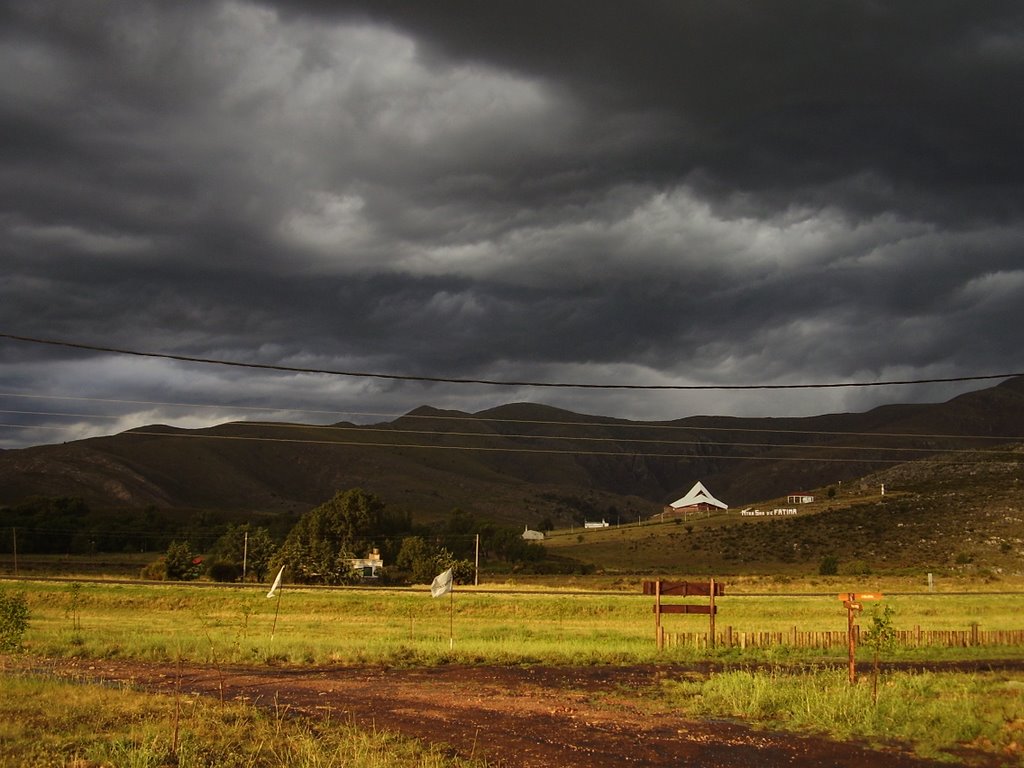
[709,578,716,648]
[655,580,663,650]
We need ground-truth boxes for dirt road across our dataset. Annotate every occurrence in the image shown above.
[21,658,1000,767]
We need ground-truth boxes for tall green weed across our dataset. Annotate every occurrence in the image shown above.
[658,669,1023,761]
[0,589,29,651]
[0,675,484,768]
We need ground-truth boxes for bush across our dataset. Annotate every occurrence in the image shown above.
[0,590,29,652]
[139,559,165,580]
[207,560,242,583]
[818,555,839,575]
[165,540,201,581]
[840,559,872,576]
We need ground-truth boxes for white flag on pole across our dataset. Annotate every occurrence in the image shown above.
[430,567,453,598]
[267,565,284,598]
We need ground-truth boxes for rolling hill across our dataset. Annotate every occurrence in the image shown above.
[543,441,1024,576]
[2,377,1024,531]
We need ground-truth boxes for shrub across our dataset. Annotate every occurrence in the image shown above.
[0,590,29,652]
[139,559,165,580]
[840,559,872,576]
[819,555,839,575]
[165,540,201,581]
[207,560,242,583]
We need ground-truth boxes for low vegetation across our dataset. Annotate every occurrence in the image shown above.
[0,674,483,768]
[2,438,1023,765]
[10,579,1024,666]
[653,668,1024,763]
[3,579,1024,765]
[0,589,29,651]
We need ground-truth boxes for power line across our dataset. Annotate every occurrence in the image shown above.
[4,393,1024,443]
[5,415,1020,461]
[2,332,1021,391]
[144,419,1024,457]
[1,409,122,421]
[119,427,1009,465]
[0,391,354,418]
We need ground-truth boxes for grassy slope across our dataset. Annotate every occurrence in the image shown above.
[541,443,1024,577]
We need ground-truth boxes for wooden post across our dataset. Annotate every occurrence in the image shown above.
[845,595,858,684]
[655,579,663,650]
[709,577,716,648]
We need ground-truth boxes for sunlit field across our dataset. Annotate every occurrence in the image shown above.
[0,674,483,768]
[5,577,1024,766]
[8,578,1024,666]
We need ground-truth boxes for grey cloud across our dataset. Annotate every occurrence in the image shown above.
[2,0,1024,449]
[303,1,1024,219]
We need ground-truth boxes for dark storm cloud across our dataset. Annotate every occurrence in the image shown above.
[303,0,1024,217]
[2,0,1024,448]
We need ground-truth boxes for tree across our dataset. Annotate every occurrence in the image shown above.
[396,536,438,583]
[164,540,201,581]
[394,537,477,584]
[210,524,276,582]
[442,556,476,585]
[274,489,386,585]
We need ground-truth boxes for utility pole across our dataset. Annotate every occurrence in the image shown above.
[12,527,17,577]
[474,533,480,586]
[242,530,248,582]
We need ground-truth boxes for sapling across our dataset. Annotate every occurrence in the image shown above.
[862,603,897,704]
[65,581,82,631]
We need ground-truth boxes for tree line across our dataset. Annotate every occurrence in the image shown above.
[2,489,552,584]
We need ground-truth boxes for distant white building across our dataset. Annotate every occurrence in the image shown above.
[522,525,545,541]
[350,548,383,578]
[787,493,815,504]
[662,481,728,517]
[584,519,610,529]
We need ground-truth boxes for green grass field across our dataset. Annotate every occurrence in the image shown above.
[4,578,1024,765]
[7,578,1024,666]
[0,674,484,768]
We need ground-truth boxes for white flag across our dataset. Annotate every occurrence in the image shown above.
[267,566,284,598]
[430,567,453,598]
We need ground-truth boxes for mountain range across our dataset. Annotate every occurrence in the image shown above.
[2,377,1024,527]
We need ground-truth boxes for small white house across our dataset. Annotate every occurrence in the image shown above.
[350,548,383,578]
[584,519,610,529]
[522,525,545,541]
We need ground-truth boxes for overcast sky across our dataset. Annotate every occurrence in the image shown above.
[3,1,1024,450]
